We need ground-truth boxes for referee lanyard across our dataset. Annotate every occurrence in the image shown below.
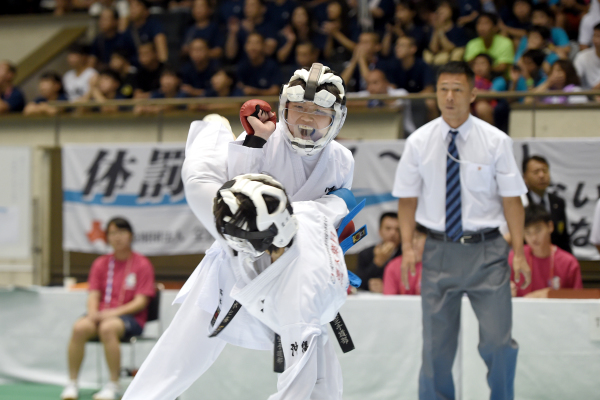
[104,256,133,308]
[525,245,559,290]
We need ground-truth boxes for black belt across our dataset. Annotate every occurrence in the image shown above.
[425,228,501,244]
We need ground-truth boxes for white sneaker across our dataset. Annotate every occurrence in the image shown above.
[203,114,233,135]
[60,382,78,400]
[92,381,120,400]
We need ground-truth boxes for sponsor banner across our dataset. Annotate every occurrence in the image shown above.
[63,139,600,259]
[62,144,212,255]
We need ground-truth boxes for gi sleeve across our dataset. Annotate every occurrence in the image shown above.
[269,324,323,400]
[182,120,233,242]
[227,133,268,179]
[294,195,349,229]
[494,135,527,197]
[392,137,422,198]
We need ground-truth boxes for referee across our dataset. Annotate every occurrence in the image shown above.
[393,61,532,400]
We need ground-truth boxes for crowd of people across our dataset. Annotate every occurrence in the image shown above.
[2,0,600,128]
[356,153,600,298]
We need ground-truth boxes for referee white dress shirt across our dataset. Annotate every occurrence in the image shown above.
[393,115,527,233]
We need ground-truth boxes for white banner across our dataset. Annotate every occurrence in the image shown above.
[62,144,212,255]
[63,139,600,259]
[0,147,31,262]
[345,138,600,260]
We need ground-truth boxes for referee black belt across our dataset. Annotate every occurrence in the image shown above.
[425,228,501,244]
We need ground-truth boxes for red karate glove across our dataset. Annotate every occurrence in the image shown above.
[240,99,277,135]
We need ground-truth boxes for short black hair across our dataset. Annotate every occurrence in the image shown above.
[478,12,498,26]
[594,22,600,32]
[473,53,493,66]
[522,154,549,174]
[68,43,90,56]
[40,71,62,83]
[529,25,551,41]
[522,49,546,67]
[437,61,475,86]
[112,47,132,61]
[379,212,398,227]
[532,4,554,19]
[397,0,416,12]
[524,204,552,227]
[99,68,122,85]
[160,66,180,79]
[105,217,134,235]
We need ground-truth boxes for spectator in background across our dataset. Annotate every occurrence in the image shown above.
[555,0,588,41]
[383,230,427,295]
[522,155,572,253]
[109,48,138,98]
[236,33,282,96]
[23,71,66,116]
[90,8,135,68]
[383,36,435,95]
[322,0,358,66]
[516,49,548,88]
[133,42,165,98]
[127,0,168,63]
[346,69,416,135]
[182,0,223,59]
[423,1,468,66]
[591,198,600,255]
[277,6,323,66]
[266,0,297,31]
[204,68,244,98]
[179,38,219,97]
[515,26,560,73]
[574,23,600,91]
[578,0,600,50]
[89,0,130,32]
[382,1,431,58]
[135,68,187,114]
[529,59,588,104]
[470,53,497,125]
[521,4,570,59]
[293,42,319,70]
[369,0,396,35]
[225,0,279,61]
[356,212,402,293]
[509,205,582,298]
[217,0,244,26]
[341,32,384,92]
[499,0,533,44]
[60,217,155,400]
[85,68,128,113]
[464,13,515,76]
[0,61,25,113]
[63,45,97,101]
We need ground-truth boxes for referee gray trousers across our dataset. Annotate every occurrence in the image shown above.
[419,233,518,400]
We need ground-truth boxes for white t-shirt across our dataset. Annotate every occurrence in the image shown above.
[590,199,600,245]
[574,48,600,89]
[62,68,97,101]
[392,115,527,232]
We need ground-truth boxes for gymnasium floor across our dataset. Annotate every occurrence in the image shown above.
[0,383,97,400]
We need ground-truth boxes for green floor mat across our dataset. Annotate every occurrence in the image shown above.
[0,383,97,400]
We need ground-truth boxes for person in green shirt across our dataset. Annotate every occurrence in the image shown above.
[464,12,515,75]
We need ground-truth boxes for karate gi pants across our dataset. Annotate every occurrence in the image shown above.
[419,234,518,400]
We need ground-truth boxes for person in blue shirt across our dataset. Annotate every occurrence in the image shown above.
[341,32,387,93]
[266,0,297,31]
[126,0,168,64]
[90,8,135,68]
[225,0,279,62]
[370,0,396,36]
[0,61,25,113]
[321,0,360,65]
[516,4,571,59]
[182,0,223,59]
[24,71,67,116]
[276,5,325,66]
[86,69,130,113]
[179,38,219,97]
[236,32,282,96]
[217,0,244,26]
[382,1,432,58]
[204,68,245,98]
[381,36,435,94]
[515,26,560,72]
[499,0,533,42]
[135,68,188,114]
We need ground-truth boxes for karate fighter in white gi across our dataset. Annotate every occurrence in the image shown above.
[122,63,356,400]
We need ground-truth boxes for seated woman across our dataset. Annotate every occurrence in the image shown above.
[423,1,468,66]
[61,217,155,400]
[530,59,588,104]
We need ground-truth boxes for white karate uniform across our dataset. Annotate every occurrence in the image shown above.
[122,121,354,400]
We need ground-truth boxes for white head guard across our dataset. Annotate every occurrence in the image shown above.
[215,174,298,257]
[279,63,347,156]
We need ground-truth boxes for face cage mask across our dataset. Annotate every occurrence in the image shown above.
[217,174,298,256]
[279,63,347,156]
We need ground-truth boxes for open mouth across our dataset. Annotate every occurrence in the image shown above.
[298,124,316,138]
